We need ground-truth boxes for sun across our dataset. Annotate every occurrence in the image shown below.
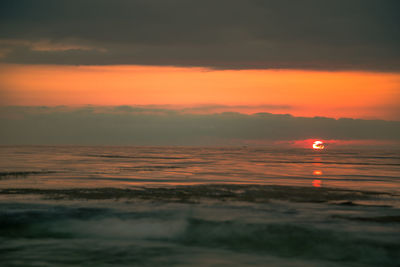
[312,140,325,150]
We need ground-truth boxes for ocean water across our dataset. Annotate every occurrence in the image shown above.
[0,146,399,266]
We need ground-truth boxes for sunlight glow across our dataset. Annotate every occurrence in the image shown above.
[312,180,322,187]
[312,141,325,150]
[1,64,399,120]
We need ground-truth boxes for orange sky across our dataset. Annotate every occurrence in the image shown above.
[0,64,399,120]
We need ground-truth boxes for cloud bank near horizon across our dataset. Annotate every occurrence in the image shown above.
[0,0,399,71]
[1,106,399,146]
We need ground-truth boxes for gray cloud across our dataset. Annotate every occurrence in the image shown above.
[0,106,399,146]
[0,0,399,71]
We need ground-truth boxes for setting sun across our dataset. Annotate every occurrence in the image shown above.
[312,141,325,150]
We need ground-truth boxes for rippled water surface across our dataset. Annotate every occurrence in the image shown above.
[1,146,399,191]
[0,146,399,266]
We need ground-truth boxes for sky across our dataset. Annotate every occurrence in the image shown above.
[0,0,399,146]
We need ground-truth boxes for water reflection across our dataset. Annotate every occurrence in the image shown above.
[312,170,323,187]
[313,170,323,176]
[312,180,322,187]
[312,150,324,187]
[0,146,399,193]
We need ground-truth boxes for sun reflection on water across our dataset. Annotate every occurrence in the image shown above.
[312,180,322,187]
[313,170,323,176]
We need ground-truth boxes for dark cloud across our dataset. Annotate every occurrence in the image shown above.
[179,104,292,113]
[0,106,399,145]
[0,0,399,70]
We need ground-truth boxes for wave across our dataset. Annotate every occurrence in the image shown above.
[0,204,399,266]
[174,218,400,265]
[250,160,400,166]
[85,154,187,160]
[0,171,56,180]
[0,184,393,204]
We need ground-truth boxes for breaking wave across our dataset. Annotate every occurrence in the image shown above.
[0,203,399,266]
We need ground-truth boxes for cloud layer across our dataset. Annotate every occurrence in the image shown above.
[0,0,399,70]
[1,106,399,146]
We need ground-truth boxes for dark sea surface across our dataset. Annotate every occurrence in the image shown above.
[0,146,399,266]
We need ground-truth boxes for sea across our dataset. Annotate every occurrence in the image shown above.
[0,146,399,266]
